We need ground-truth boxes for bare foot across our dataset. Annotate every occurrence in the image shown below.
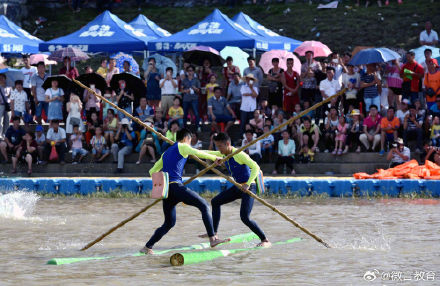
[198,233,211,238]
[257,240,272,248]
[209,236,230,248]
[139,246,154,254]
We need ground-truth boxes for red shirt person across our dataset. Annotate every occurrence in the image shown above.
[281,58,300,113]
[222,56,240,89]
[59,56,79,80]
[400,51,424,103]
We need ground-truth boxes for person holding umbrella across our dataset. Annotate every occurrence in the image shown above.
[59,56,79,80]
[45,78,64,122]
[116,79,134,120]
[144,57,161,108]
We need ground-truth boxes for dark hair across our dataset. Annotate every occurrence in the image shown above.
[305,50,314,55]
[369,104,378,110]
[173,96,181,103]
[213,132,231,143]
[101,58,107,63]
[213,87,222,93]
[12,116,20,122]
[170,121,179,128]
[72,124,79,129]
[326,66,335,72]
[176,128,192,141]
[22,54,29,59]
[303,116,311,123]
[104,87,112,93]
[245,130,253,135]
[406,51,415,57]
[37,61,45,67]
[226,56,233,62]
[165,67,173,72]
[84,65,92,71]
[286,58,294,62]
[51,119,60,124]
[247,56,255,61]
[148,57,156,63]
[14,80,23,86]
[0,74,6,79]
[272,57,280,63]
[233,72,240,76]
[186,65,195,71]
[123,60,130,67]
[63,56,71,61]
[388,106,395,112]
[107,109,115,115]
[424,48,433,54]
[26,131,35,140]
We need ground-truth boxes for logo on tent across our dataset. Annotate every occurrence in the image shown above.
[233,23,256,36]
[124,24,147,37]
[2,44,23,52]
[188,22,223,35]
[256,42,269,50]
[79,25,114,37]
[0,28,18,38]
[48,44,89,52]
[256,25,279,37]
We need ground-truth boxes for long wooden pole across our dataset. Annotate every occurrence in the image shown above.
[76,79,340,250]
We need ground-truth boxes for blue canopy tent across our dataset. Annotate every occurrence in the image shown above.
[148,9,276,53]
[39,11,155,53]
[232,12,302,52]
[0,15,42,54]
[128,14,171,39]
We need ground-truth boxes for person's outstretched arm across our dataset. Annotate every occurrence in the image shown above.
[178,144,218,161]
[149,155,163,176]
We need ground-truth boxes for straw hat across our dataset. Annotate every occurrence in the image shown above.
[351,109,360,116]
[243,73,258,82]
[395,138,404,145]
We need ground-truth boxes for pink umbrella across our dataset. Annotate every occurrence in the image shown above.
[49,47,90,62]
[259,50,301,75]
[30,54,57,66]
[294,41,332,58]
[183,45,225,66]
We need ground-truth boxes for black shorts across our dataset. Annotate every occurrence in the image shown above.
[389,87,402,95]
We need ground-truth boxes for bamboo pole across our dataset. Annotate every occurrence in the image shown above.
[75,78,341,250]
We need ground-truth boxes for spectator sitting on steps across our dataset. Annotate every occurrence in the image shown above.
[386,138,410,168]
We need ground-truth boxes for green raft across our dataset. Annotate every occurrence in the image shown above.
[47,232,259,265]
[170,237,302,266]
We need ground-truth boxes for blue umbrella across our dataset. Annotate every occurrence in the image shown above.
[110,52,140,75]
[143,54,177,78]
[0,68,24,87]
[349,48,401,65]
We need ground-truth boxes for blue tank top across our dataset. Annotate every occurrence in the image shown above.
[163,143,187,183]
[225,157,251,184]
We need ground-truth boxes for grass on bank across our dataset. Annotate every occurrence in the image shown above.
[37,188,438,199]
[25,0,439,54]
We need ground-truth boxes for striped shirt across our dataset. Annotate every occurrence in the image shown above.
[360,72,379,98]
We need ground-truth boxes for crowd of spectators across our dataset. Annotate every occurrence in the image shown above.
[0,21,439,175]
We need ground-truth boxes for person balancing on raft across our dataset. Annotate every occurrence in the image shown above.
[200,132,271,247]
[140,128,230,254]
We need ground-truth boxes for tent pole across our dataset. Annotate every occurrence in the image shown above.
[147,51,150,58]
[144,50,146,59]
[49,65,52,76]
[253,48,256,58]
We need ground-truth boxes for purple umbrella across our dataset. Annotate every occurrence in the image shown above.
[48,47,90,62]
[183,46,225,66]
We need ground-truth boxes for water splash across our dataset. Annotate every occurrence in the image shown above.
[330,224,391,251]
[0,191,39,220]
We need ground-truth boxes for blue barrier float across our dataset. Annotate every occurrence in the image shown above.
[0,177,439,197]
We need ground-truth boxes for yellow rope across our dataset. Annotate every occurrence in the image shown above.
[76,78,341,250]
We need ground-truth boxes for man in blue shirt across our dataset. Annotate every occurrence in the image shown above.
[0,116,25,164]
[111,118,136,173]
[429,95,440,118]
[181,65,201,132]
[208,87,236,134]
